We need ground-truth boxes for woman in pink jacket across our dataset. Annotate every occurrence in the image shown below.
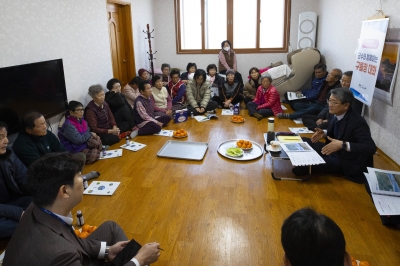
[247,74,282,121]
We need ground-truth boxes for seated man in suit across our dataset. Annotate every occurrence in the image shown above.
[292,88,376,183]
[3,153,160,266]
[0,122,31,239]
[281,208,352,266]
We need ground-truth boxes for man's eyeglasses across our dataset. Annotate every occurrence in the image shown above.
[327,99,341,105]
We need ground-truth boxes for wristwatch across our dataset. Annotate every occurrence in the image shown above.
[104,246,110,261]
[342,141,346,150]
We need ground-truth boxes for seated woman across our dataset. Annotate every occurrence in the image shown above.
[207,64,224,88]
[212,69,244,108]
[0,121,31,239]
[130,81,171,137]
[138,68,152,84]
[58,101,102,164]
[122,76,142,108]
[105,78,135,133]
[246,74,282,121]
[150,75,173,117]
[167,69,187,112]
[85,84,121,145]
[180,62,197,84]
[160,63,171,86]
[244,67,261,105]
[186,69,218,116]
[218,40,243,88]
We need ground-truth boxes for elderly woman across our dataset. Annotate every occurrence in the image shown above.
[130,81,171,137]
[167,69,186,112]
[212,69,244,108]
[58,101,102,164]
[247,74,282,121]
[138,68,152,84]
[244,67,261,104]
[122,76,142,108]
[218,40,243,88]
[180,62,197,84]
[160,63,171,86]
[105,78,135,133]
[150,75,173,117]
[186,69,218,116]
[85,84,121,145]
[207,64,224,88]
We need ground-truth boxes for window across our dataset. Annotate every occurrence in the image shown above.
[174,0,291,54]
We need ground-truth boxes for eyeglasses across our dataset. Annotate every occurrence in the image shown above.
[74,109,84,112]
[327,99,341,105]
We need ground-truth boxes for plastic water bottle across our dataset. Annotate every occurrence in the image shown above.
[102,145,106,156]
[268,117,275,132]
[77,210,84,226]
[82,176,88,189]
[191,112,194,118]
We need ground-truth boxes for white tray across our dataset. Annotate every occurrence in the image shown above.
[157,140,208,161]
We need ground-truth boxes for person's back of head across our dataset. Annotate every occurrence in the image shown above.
[28,152,83,208]
[281,208,351,266]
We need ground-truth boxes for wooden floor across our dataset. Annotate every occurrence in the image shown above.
[2,105,400,265]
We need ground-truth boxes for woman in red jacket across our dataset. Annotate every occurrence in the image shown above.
[247,74,282,121]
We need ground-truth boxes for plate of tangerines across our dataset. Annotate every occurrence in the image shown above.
[173,129,188,138]
[231,115,245,123]
[236,139,253,150]
[75,224,98,238]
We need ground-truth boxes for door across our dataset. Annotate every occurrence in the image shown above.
[107,2,136,86]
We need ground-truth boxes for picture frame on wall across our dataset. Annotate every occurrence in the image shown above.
[373,42,400,106]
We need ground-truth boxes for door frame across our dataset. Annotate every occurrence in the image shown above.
[106,0,136,81]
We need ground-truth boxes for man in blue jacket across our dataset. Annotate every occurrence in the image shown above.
[284,63,328,110]
[0,121,31,238]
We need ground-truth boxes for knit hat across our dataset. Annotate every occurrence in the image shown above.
[138,68,148,77]
[226,69,235,76]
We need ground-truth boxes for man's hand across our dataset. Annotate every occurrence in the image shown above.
[199,107,205,113]
[316,119,323,125]
[134,242,161,265]
[195,107,201,113]
[321,136,343,155]
[108,240,130,261]
[311,128,325,143]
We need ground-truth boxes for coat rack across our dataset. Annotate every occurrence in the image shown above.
[143,24,157,77]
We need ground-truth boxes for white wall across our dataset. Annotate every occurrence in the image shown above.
[0,0,154,132]
[153,0,318,76]
[316,0,400,164]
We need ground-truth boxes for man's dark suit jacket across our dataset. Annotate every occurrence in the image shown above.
[326,107,376,183]
[3,203,102,266]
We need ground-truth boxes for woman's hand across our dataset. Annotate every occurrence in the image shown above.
[166,110,173,116]
[91,132,97,137]
[108,126,120,135]
[223,100,231,108]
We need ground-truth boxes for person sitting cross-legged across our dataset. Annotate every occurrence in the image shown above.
[3,153,161,266]
[283,63,328,110]
[130,81,171,137]
[247,74,282,121]
[212,69,244,108]
[291,88,376,184]
[0,121,32,239]
[278,68,342,120]
[58,101,102,165]
[186,69,218,116]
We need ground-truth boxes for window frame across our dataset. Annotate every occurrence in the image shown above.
[174,0,291,54]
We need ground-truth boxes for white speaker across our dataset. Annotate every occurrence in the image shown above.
[297,11,317,49]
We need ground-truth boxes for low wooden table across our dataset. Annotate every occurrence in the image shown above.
[263,133,311,181]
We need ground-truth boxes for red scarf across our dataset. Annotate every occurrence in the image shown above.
[168,79,186,104]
